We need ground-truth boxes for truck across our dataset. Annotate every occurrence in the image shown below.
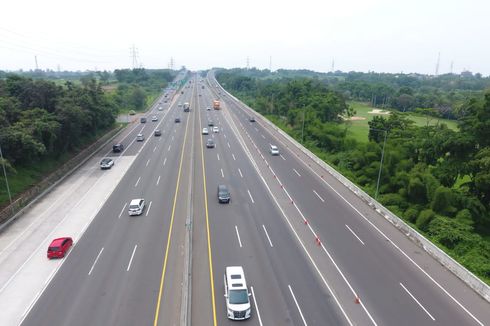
[213,100,220,110]
[183,102,190,112]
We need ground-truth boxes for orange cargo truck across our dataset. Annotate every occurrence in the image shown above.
[213,100,220,110]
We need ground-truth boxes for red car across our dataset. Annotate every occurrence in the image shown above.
[47,237,73,259]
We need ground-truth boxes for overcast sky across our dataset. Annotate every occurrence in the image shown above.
[1,0,489,75]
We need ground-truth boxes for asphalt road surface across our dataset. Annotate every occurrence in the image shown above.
[20,74,490,326]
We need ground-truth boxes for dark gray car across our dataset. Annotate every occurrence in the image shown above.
[218,185,231,203]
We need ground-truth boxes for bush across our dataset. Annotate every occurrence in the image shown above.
[416,209,435,231]
[431,186,457,216]
[427,216,473,249]
[408,177,427,204]
[404,207,419,223]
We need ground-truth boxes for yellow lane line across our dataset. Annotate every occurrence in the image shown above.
[198,80,218,326]
[153,87,192,326]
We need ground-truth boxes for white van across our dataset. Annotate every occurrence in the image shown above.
[224,266,251,320]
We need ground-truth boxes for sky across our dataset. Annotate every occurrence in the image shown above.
[1,0,489,75]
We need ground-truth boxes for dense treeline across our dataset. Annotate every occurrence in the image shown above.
[220,68,490,119]
[217,69,490,282]
[0,75,117,169]
[111,68,175,112]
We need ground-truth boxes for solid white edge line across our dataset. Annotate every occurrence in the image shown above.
[312,190,325,202]
[146,201,152,216]
[250,286,263,326]
[134,177,141,187]
[235,226,242,248]
[247,189,255,203]
[289,285,308,326]
[293,168,301,177]
[126,245,137,271]
[345,224,365,245]
[88,247,104,275]
[118,203,127,219]
[400,282,436,321]
[156,175,161,186]
[238,168,243,178]
[262,225,273,247]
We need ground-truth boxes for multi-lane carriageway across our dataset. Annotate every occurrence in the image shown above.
[0,73,487,325]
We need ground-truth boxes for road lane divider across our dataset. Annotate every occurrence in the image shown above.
[146,201,152,217]
[153,99,192,325]
[345,225,365,246]
[288,285,308,326]
[400,282,435,321]
[235,226,243,248]
[134,177,141,187]
[118,203,127,219]
[88,247,104,276]
[126,245,137,271]
[262,225,274,247]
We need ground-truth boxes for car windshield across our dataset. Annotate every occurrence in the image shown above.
[101,159,110,164]
[48,246,60,251]
[129,205,139,209]
[229,289,249,304]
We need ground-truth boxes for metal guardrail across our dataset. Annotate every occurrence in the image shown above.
[212,74,490,303]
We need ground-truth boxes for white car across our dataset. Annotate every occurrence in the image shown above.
[158,107,163,111]
[152,116,158,122]
[206,107,211,111]
[202,128,209,135]
[136,133,145,141]
[213,126,219,133]
[100,158,114,170]
[224,266,251,320]
[269,144,279,156]
[128,198,145,216]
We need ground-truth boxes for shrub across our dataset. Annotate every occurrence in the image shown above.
[427,216,473,249]
[416,209,435,231]
[404,207,419,223]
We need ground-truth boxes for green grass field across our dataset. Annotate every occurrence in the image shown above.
[345,102,459,142]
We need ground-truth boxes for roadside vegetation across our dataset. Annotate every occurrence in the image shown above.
[0,68,176,209]
[217,68,490,284]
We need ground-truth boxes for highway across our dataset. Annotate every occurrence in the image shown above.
[18,73,490,326]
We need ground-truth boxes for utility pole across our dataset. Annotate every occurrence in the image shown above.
[450,61,454,74]
[0,143,13,206]
[269,56,272,72]
[246,56,250,70]
[130,45,139,69]
[331,58,335,72]
[34,55,39,70]
[375,129,388,199]
[435,52,440,76]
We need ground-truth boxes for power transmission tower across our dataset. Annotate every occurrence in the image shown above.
[130,45,139,69]
[450,61,454,74]
[169,57,175,70]
[34,55,39,70]
[246,56,250,70]
[269,56,272,71]
[435,52,440,76]
[331,58,335,72]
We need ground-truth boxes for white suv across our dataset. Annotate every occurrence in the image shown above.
[128,199,145,216]
[224,266,251,320]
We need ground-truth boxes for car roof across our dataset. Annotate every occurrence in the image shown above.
[50,237,70,246]
[130,198,143,205]
[226,266,247,289]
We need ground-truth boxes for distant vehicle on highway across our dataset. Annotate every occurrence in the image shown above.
[206,139,215,148]
[213,100,220,110]
[158,106,163,111]
[100,158,114,170]
[269,144,279,156]
[152,115,158,122]
[128,199,145,216]
[224,266,251,320]
[208,120,214,127]
[175,117,181,123]
[202,128,209,135]
[140,117,147,123]
[154,130,162,137]
[249,116,255,122]
[136,133,145,141]
[218,185,231,203]
[213,126,219,133]
[47,237,73,259]
[206,107,211,111]
[178,102,183,107]
[112,143,124,153]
